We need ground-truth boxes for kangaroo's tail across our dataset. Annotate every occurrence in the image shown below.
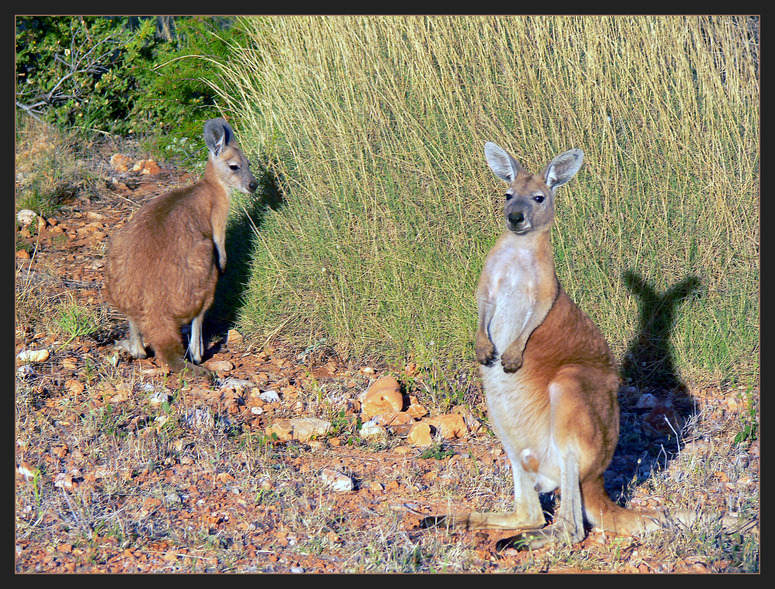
[582,476,758,537]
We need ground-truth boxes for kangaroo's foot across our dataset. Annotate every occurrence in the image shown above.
[421,511,547,532]
[114,337,147,359]
[495,516,585,551]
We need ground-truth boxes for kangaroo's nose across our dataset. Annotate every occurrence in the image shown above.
[248,180,258,193]
[508,211,525,226]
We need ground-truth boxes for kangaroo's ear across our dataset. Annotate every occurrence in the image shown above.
[543,148,584,190]
[204,118,234,157]
[485,142,524,183]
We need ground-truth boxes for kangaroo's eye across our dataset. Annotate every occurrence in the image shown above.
[505,193,513,201]
[229,164,241,171]
[533,195,545,203]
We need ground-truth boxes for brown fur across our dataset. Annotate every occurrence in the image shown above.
[104,118,257,377]
[422,142,752,549]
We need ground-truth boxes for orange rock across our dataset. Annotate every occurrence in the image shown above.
[266,419,293,442]
[369,375,400,394]
[52,443,69,459]
[406,395,429,418]
[110,153,132,172]
[361,376,404,418]
[206,359,234,373]
[266,417,330,443]
[375,411,414,427]
[407,422,433,447]
[426,413,468,439]
[130,158,162,175]
[375,410,415,436]
[65,379,85,395]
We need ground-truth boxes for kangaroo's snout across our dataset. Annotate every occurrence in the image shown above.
[235,173,258,195]
[506,207,530,233]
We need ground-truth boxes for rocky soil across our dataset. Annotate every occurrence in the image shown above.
[14,141,759,573]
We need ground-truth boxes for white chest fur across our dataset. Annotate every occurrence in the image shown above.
[477,234,561,488]
[479,239,541,355]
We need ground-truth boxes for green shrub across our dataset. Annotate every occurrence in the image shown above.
[130,17,251,164]
[15,16,158,134]
[15,16,248,162]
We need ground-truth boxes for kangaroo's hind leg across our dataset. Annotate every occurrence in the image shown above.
[115,319,148,359]
[421,451,548,532]
[496,449,584,550]
[498,366,612,550]
[147,316,212,379]
[187,308,206,364]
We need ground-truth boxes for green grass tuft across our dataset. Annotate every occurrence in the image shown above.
[214,16,759,392]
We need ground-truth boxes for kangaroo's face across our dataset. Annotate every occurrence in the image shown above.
[213,143,259,195]
[502,174,555,235]
[204,118,259,195]
[484,142,584,236]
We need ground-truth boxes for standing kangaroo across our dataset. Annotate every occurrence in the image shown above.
[104,118,258,377]
[423,142,750,549]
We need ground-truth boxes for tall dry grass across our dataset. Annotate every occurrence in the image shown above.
[215,15,759,389]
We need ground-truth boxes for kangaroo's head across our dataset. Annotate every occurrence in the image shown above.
[204,118,259,195]
[484,142,583,236]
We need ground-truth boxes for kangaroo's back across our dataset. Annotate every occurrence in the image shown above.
[520,286,618,389]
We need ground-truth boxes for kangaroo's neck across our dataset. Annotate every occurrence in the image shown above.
[202,159,231,201]
[503,228,555,277]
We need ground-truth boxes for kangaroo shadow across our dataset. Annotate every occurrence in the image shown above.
[604,270,703,504]
[196,165,284,357]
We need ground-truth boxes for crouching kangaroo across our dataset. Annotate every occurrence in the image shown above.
[422,142,753,549]
[104,118,258,377]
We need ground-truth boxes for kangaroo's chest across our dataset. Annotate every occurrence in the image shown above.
[481,243,543,349]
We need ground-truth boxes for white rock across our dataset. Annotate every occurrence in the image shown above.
[635,393,659,409]
[320,468,354,492]
[219,378,254,390]
[259,390,281,403]
[185,408,214,428]
[53,472,73,489]
[148,390,172,405]
[289,417,331,442]
[17,209,38,226]
[17,364,35,378]
[359,419,387,440]
[16,349,49,363]
[17,462,38,479]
